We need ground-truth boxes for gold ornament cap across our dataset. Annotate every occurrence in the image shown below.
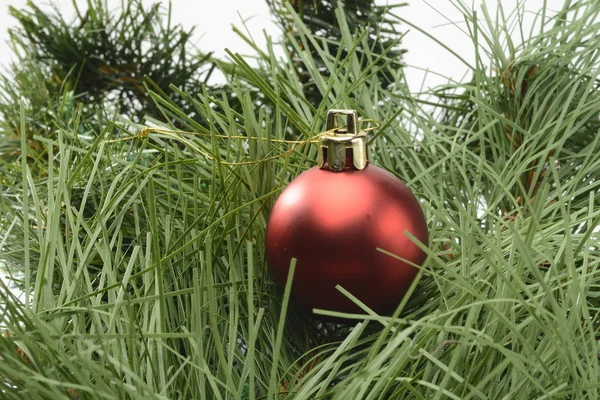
[317,109,368,172]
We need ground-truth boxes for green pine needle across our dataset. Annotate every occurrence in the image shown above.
[1,0,599,399]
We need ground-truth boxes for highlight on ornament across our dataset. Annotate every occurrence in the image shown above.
[265,109,429,321]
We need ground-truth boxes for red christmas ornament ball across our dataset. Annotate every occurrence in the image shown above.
[265,161,429,318]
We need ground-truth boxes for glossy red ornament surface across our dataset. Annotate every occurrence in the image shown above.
[265,164,429,317]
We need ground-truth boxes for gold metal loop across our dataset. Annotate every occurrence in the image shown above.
[326,109,359,135]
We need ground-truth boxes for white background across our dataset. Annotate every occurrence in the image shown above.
[0,0,556,91]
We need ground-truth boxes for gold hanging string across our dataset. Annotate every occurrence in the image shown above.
[106,118,381,166]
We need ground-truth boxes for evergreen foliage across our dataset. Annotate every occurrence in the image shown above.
[265,0,405,103]
[1,0,599,399]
